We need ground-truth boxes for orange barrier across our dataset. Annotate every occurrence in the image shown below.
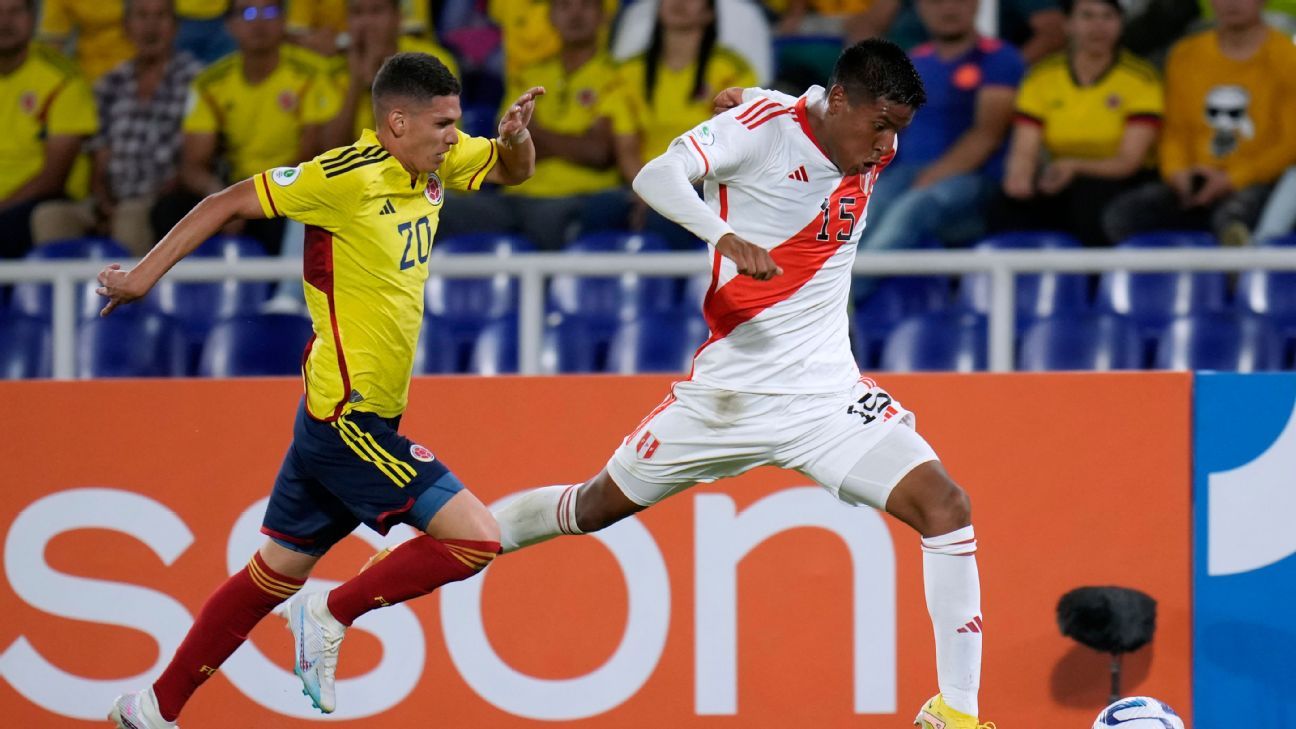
[0,373,1192,727]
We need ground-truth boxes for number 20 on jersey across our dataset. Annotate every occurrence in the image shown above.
[399,216,434,270]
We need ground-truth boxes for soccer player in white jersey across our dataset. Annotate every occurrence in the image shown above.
[492,39,988,729]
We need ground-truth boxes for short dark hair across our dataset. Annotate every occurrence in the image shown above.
[372,52,461,109]
[829,39,927,110]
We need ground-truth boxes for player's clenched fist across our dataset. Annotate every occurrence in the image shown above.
[716,233,782,281]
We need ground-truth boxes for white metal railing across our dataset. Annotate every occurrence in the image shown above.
[3,247,1296,379]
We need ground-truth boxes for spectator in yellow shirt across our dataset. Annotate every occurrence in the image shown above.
[320,0,460,149]
[441,0,638,249]
[995,0,1162,246]
[37,0,134,80]
[618,0,755,247]
[620,0,757,162]
[1103,0,1296,245]
[286,0,436,55]
[31,0,202,255]
[489,0,617,82]
[152,0,341,254]
[0,0,97,258]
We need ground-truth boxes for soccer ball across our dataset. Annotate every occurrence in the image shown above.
[1092,696,1185,729]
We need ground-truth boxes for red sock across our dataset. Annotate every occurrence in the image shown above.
[326,537,499,626]
[152,552,303,721]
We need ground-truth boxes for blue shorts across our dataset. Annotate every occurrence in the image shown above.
[262,400,465,556]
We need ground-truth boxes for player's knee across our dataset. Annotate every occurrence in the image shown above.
[941,481,972,530]
[457,500,502,545]
[890,465,972,537]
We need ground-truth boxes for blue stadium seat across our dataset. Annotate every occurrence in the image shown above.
[470,318,518,375]
[541,313,607,374]
[427,234,535,370]
[427,233,534,323]
[26,237,129,259]
[1098,232,1228,338]
[1238,234,1296,363]
[853,275,951,358]
[1154,312,1283,372]
[12,237,131,319]
[607,312,708,374]
[415,315,475,374]
[550,232,677,322]
[958,232,1089,324]
[152,236,273,365]
[77,310,188,378]
[880,311,987,372]
[0,314,51,379]
[198,313,314,377]
[1018,313,1145,371]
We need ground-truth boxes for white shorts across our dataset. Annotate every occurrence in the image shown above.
[606,378,939,510]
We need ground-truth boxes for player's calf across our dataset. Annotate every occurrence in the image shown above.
[573,470,644,533]
[493,470,643,553]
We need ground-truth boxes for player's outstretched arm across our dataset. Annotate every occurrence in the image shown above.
[487,86,545,186]
[96,179,265,316]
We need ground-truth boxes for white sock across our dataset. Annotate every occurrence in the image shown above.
[492,484,583,553]
[921,525,982,717]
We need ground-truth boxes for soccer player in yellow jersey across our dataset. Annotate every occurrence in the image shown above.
[98,52,544,728]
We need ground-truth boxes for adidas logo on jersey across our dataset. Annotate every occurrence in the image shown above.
[787,165,809,182]
[378,199,396,215]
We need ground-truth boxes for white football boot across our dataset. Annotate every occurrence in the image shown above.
[286,591,347,713]
[107,687,177,729]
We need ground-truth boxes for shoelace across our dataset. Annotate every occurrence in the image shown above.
[318,624,344,675]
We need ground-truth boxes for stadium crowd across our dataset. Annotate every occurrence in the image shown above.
[2,0,1296,375]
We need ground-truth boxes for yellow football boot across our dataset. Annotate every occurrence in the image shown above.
[913,694,995,729]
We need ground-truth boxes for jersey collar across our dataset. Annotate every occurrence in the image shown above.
[795,86,834,167]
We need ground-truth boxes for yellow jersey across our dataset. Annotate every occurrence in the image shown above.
[184,44,341,181]
[1014,50,1163,162]
[1160,27,1296,189]
[620,47,757,159]
[332,36,460,140]
[37,0,134,80]
[489,0,618,79]
[506,52,636,197]
[0,44,97,200]
[287,0,435,38]
[177,0,228,21]
[253,129,499,420]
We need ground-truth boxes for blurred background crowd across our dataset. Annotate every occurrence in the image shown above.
[2,0,1296,377]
